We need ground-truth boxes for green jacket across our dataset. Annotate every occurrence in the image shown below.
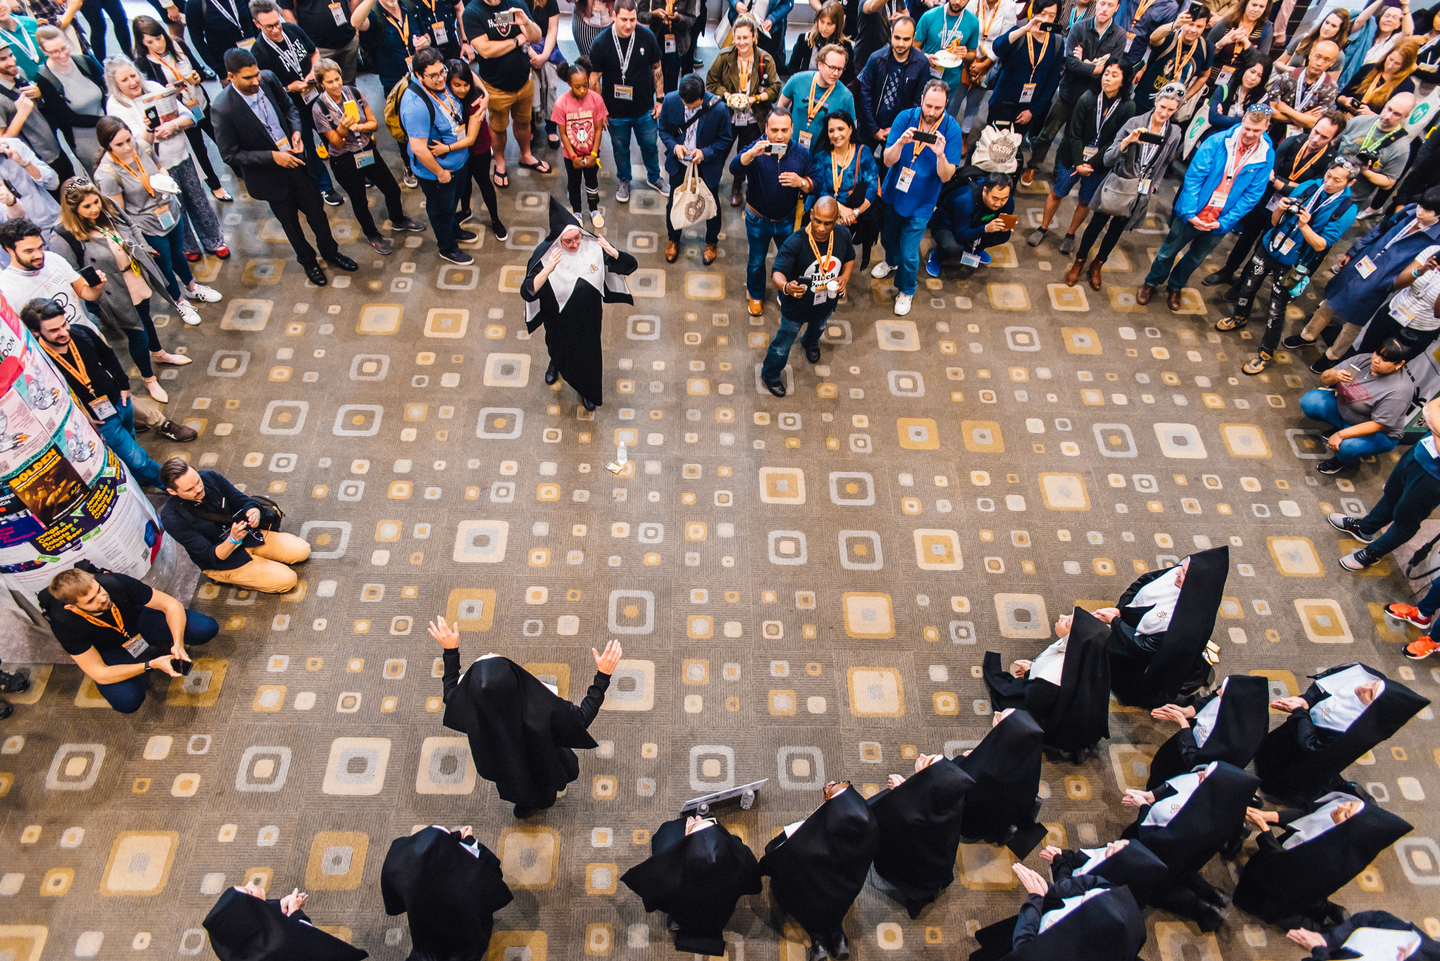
[705,46,782,128]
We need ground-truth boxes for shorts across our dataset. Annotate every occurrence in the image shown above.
[485,76,535,132]
[1053,161,1103,206]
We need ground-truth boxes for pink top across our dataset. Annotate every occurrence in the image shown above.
[551,89,607,161]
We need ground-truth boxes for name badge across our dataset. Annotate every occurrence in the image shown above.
[960,250,981,266]
[1020,83,1036,103]
[238,37,256,50]
[799,130,812,148]
[89,397,118,420]
[189,102,205,123]
[1206,188,1229,210]
[1125,31,1136,52]
[123,635,149,658]
[432,20,448,43]
[896,166,915,192]
[1138,178,1152,194]
[614,84,633,100]
[275,137,290,150]
[156,204,177,231]
[1397,303,1418,323]
[929,63,943,78]
[1356,256,1377,278]
[1215,66,1233,88]
[1266,193,1284,211]
[329,1,346,24]
[355,148,375,167]
[1279,236,1296,256]
[664,32,676,52]
[1082,145,1099,161]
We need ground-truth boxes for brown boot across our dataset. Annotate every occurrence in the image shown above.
[665,240,679,263]
[1065,257,1084,287]
[1088,258,1104,291]
[1136,283,1154,305]
[730,180,743,207]
[703,243,718,265]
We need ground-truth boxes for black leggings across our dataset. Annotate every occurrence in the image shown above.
[81,0,131,57]
[122,300,160,379]
[1075,212,1128,264]
[329,148,406,239]
[185,108,224,191]
[458,149,502,225]
[565,157,600,213]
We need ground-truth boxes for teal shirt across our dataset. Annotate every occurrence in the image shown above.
[0,16,42,81]
[914,4,979,90]
[780,71,857,151]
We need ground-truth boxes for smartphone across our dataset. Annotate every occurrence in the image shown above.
[144,105,160,128]
[767,141,788,157]
[1138,130,1165,144]
[996,213,1018,229]
[1187,1,1206,18]
[912,129,937,144]
[494,8,514,24]
[1039,20,1064,33]
[171,656,193,676]
[79,265,101,286]
[1,178,17,198]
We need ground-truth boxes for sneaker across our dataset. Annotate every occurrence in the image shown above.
[591,210,605,230]
[456,229,478,244]
[616,180,632,203]
[1027,227,1048,247]
[392,217,427,232]
[978,249,992,266]
[1404,637,1440,659]
[1316,456,1347,474]
[177,300,202,326]
[1357,206,1381,220]
[367,235,394,254]
[1281,334,1316,350]
[1020,167,1035,186]
[322,189,343,206]
[1385,603,1433,629]
[925,249,940,277]
[1058,234,1076,255]
[458,209,475,227]
[1310,355,1338,374]
[1339,547,1379,572]
[403,173,418,188]
[187,283,222,303]
[871,260,894,279]
[1326,512,1375,542]
[0,667,30,694]
[491,220,509,241]
[439,249,475,265]
[893,292,912,315]
[647,176,670,195]
[157,419,198,442]
[1242,350,1271,375]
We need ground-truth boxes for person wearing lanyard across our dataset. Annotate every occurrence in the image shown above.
[927,170,1014,272]
[277,0,361,84]
[658,73,733,264]
[351,0,423,93]
[1288,183,1440,368]
[853,16,928,151]
[184,0,257,76]
[761,196,854,396]
[251,0,340,203]
[805,110,879,263]
[1337,91,1415,217]
[638,0,698,93]
[959,0,1014,135]
[1138,104,1273,310]
[584,0,664,202]
[1133,5,1212,112]
[461,0,549,187]
[1266,40,1340,144]
[913,0,978,116]
[777,44,854,151]
[0,1,42,79]
[1349,243,1440,359]
[706,16,781,206]
[731,110,813,316]
[987,0,1065,137]
[401,47,475,264]
[1218,160,1358,373]
[1021,0,1122,187]
[34,24,106,169]
[1117,0,1176,68]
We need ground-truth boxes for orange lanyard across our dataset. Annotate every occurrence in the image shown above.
[1130,0,1155,26]
[979,0,999,37]
[72,603,127,636]
[1362,69,1388,104]
[110,151,154,197]
[806,73,834,123]
[738,52,752,92]
[1289,145,1324,181]
[41,339,91,390]
[910,116,940,162]
[830,145,854,193]
[380,2,411,49]
[157,54,187,83]
[1168,37,1198,82]
[1026,30,1050,79]
[806,223,833,270]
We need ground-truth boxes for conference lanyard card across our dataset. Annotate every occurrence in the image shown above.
[123,636,149,658]
[1082,145,1098,161]
[614,84,634,100]
[156,204,177,231]
[960,250,981,267]
[665,33,676,52]
[1279,237,1296,256]
[1138,178,1152,194]
[329,2,345,24]
[1356,256,1377,278]
[799,131,812,148]
[896,166,915,193]
[89,397,117,421]
[1020,83,1035,103]
[432,21,447,43]
[274,136,289,151]
[355,149,376,168]
[1215,67,1233,88]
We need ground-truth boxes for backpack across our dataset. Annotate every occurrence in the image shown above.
[35,558,107,624]
[383,76,434,144]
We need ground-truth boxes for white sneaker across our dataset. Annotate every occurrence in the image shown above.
[177,300,202,326]
[871,260,894,279]
[187,284,222,303]
[893,292,912,315]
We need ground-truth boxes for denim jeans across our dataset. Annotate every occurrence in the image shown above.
[143,223,194,303]
[880,206,929,296]
[94,606,219,713]
[1299,389,1400,463]
[609,112,662,185]
[744,209,793,300]
[95,396,162,487]
[961,84,987,133]
[418,175,462,253]
[1144,217,1225,290]
[762,311,828,382]
[1357,445,1440,557]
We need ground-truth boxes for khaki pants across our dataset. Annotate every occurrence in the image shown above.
[204,532,311,593]
[1299,301,1364,360]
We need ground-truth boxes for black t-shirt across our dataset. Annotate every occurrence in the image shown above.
[461,0,534,92]
[1138,36,1212,104]
[49,572,154,656]
[587,24,661,118]
[277,0,356,50]
[252,22,319,90]
[773,224,856,322]
[527,0,554,39]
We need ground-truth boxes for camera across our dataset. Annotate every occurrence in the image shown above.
[494,8,514,25]
[1353,149,1378,168]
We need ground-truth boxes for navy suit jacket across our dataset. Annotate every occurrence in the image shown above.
[657,92,734,185]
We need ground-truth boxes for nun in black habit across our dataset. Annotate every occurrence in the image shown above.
[619,815,763,956]
[983,607,1112,757]
[759,781,880,961]
[380,825,514,960]
[1146,674,1270,789]
[202,882,367,961]
[429,615,623,817]
[968,864,1148,961]
[866,752,976,918]
[1234,790,1413,929]
[521,199,638,411]
[1102,547,1230,709]
[1287,911,1440,961]
[1038,838,1170,904]
[1255,663,1430,804]
[952,708,1048,857]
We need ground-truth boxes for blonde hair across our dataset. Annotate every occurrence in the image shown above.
[49,568,95,604]
[314,57,342,83]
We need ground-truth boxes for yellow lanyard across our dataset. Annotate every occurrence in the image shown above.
[830,145,854,194]
[110,151,154,197]
[40,339,91,391]
[1168,37,1198,82]
[381,2,411,49]
[738,51,752,93]
[807,223,834,271]
[72,603,127,636]
[910,116,940,163]
[979,0,999,37]
[806,73,834,123]
[1025,30,1050,80]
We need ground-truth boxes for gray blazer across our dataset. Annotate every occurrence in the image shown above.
[50,213,178,332]
[1101,112,1183,230]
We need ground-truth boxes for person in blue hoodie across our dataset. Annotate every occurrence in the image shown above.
[659,73,735,264]
[1216,159,1359,373]
[1138,105,1274,311]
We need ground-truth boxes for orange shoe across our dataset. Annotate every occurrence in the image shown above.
[1404,637,1439,659]
[1386,603,1434,629]
[748,298,763,316]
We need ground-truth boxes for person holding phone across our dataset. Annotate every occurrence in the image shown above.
[39,565,218,714]
[0,135,60,248]
[761,195,854,396]
[1133,4,1212,112]
[987,0,1065,140]
[732,109,813,316]
[1301,340,1415,475]
[1020,0,1122,186]
[926,170,1013,272]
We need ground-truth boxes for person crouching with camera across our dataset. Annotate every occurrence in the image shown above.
[158,456,312,593]
[1217,158,1359,374]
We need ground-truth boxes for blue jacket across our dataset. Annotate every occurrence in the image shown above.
[855,47,930,143]
[1175,126,1275,234]
[932,181,1016,249]
[726,0,793,46]
[1259,178,1357,269]
[1325,204,1440,324]
[807,143,879,211]
[990,25,1065,111]
[658,91,735,184]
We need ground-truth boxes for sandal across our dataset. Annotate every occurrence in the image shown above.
[212,188,234,202]
[519,158,552,174]
[493,168,509,188]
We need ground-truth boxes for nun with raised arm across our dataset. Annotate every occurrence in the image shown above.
[619,814,762,956]
[428,615,623,818]
[202,881,367,961]
[968,863,1148,961]
[1037,838,1169,902]
[1146,674,1270,789]
[380,825,513,960]
[1255,662,1430,804]
[522,198,638,412]
[1235,789,1412,929]
[1286,912,1440,961]
[952,708,1048,857]
[867,752,975,918]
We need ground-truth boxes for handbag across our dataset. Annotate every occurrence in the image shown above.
[1095,173,1141,217]
[669,160,718,230]
[971,121,1022,173]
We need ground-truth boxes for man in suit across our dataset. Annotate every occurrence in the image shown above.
[658,73,733,265]
[211,48,357,285]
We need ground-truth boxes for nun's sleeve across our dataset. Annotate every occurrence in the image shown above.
[442,648,462,703]
[1293,702,1329,752]
[520,250,548,303]
[604,249,640,275]
[1049,849,1086,881]
[1011,893,1048,948]
[1172,726,1200,768]
[568,671,614,728]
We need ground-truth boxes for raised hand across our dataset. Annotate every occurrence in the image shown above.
[427,615,460,649]
[593,639,623,674]
[1013,863,1050,897]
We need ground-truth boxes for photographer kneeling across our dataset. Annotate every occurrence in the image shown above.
[1217,158,1358,374]
[159,457,312,593]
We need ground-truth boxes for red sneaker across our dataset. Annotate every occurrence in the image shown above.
[1403,637,1439,659]
[1385,603,1433,629]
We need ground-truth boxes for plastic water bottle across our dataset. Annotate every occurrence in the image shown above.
[617,441,628,466]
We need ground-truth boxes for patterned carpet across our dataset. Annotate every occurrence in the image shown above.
[1,128,1439,961]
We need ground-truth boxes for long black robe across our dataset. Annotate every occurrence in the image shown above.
[759,786,880,945]
[1147,674,1270,789]
[969,878,1147,961]
[1233,792,1413,928]
[1254,663,1430,804]
[441,651,609,812]
[867,759,975,917]
[953,709,1048,857]
[521,199,637,408]
[380,826,514,961]
[1123,761,1259,879]
[1300,911,1440,960]
[1109,546,1229,708]
[202,888,368,961]
[620,817,762,956]
[983,608,1112,754]
[1048,841,1170,906]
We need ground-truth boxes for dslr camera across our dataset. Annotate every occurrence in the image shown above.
[1353,149,1379,169]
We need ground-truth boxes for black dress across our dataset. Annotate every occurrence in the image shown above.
[1297,910,1440,961]
[202,888,368,961]
[867,758,974,917]
[983,607,1111,755]
[1146,673,1269,789]
[380,826,514,960]
[968,878,1148,961]
[952,709,1047,856]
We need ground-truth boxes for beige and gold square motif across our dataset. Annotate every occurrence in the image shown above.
[584,863,619,895]
[305,831,369,890]
[686,272,725,299]
[1295,599,1355,643]
[759,467,807,504]
[987,283,1029,310]
[487,932,548,961]
[101,831,178,896]
[1268,536,1324,576]
[1061,326,1103,353]
[445,588,497,632]
[842,592,895,639]
[1039,473,1090,510]
[164,657,226,707]
[522,663,570,699]
[847,667,904,717]
[1220,423,1271,458]
[913,529,962,570]
[0,926,47,960]
[424,308,468,338]
[498,829,560,889]
[1107,744,1156,793]
[958,844,1017,889]
[1048,286,1089,312]
[355,304,402,334]
[897,417,941,450]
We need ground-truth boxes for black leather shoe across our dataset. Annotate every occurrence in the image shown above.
[764,379,786,397]
[1310,355,1338,374]
[581,396,596,412]
[1222,286,1240,303]
[1282,334,1316,350]
[326,252,359,272]
[805,345,821,363]
[1201,270,1232,287]
[304,263,328,286]
[832,934,851,960]
[545,361,559,385]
